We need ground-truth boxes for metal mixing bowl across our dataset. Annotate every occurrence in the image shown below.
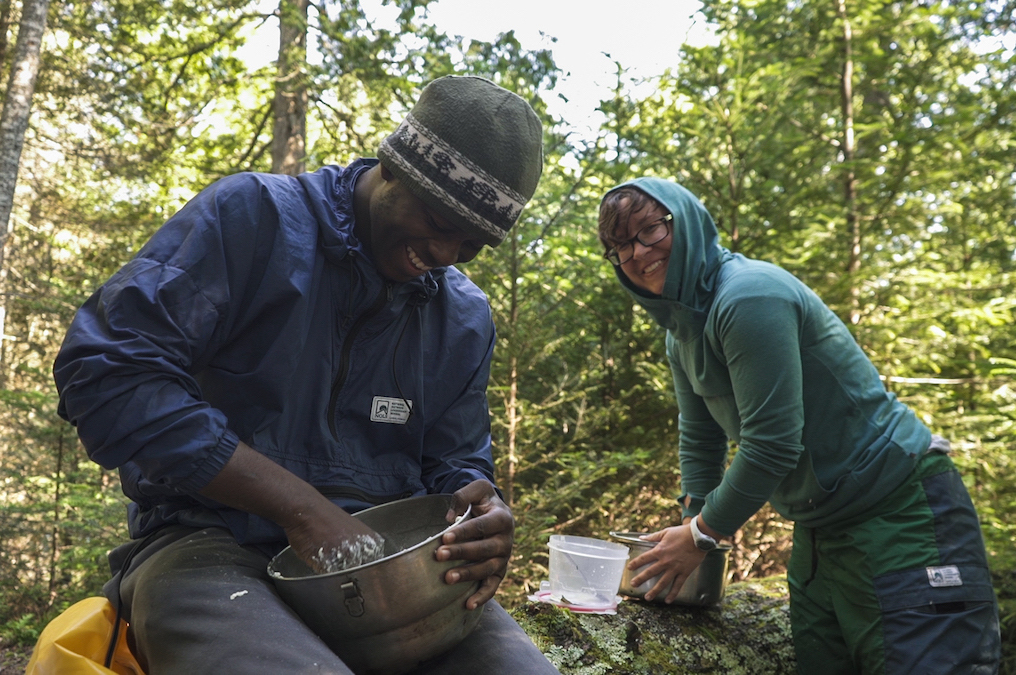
[269,494,482,675]
[609,531,731,606]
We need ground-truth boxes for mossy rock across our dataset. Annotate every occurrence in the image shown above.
[511,576,796,674]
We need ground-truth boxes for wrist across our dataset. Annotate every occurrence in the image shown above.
[275,494,330,531]
[202,442,332,530]
[695,514,722,540]
[689,515,718,552]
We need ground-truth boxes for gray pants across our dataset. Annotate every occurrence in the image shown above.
[105,527,559,675]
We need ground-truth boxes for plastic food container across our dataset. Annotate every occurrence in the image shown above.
[548,535,630,606]
[610,531,731,606]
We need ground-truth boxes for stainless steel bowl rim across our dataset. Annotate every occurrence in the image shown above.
[270,502,472,581]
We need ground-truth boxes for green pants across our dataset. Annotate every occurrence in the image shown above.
[788,452,1000,675]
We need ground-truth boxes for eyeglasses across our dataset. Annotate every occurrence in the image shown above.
[603,214,673,266]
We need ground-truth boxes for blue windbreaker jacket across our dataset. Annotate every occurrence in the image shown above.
[54,159,497,547]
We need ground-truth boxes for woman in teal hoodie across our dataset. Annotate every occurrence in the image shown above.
[599,177,999,674]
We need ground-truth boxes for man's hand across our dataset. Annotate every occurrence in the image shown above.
[200,441,382,573]
[281,499,384,573]
[434,480,514,610]
[628,524,707,603]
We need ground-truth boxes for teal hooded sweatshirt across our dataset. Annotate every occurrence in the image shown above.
[608,178,931,536]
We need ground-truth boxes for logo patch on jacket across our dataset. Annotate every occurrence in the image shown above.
[370,396,413,424]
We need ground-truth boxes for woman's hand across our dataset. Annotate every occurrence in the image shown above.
[628,524,708,603]
[434,480,514,610]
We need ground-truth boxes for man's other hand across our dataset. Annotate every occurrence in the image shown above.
[435,480,514,610]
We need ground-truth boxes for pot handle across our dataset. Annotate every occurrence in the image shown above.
[341,580,365,617]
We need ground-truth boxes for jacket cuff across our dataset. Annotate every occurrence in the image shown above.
[177,428,241,494]
[678,493,706,521]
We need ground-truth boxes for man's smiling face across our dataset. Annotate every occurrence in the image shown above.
[365,165,485,283]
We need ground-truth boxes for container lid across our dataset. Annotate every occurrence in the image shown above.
[608,531,657,547]
[548,534,629,559]
[609,531,732,551]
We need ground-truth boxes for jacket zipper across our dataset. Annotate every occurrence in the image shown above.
[327,280,393,439]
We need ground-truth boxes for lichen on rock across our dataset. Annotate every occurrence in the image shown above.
[511,576,796,674]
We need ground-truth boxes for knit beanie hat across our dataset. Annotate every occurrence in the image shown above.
[377,75,544,247]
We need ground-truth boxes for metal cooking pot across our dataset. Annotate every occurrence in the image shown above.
[269,494,482,675]
[609,531,731,606]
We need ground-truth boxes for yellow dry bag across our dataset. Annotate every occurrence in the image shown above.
[24,597,144,675]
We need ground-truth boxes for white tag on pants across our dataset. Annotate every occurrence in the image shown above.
[926,565,963,587]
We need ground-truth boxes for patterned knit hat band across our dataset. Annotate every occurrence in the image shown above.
[380,114,525,244]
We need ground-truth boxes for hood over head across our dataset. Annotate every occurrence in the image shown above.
[602,177,733,336]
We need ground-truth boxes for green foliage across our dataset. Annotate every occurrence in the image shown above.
[308,0,457,165]
[0,1,1014,667]
[0,386,130,644]
[0,614,40,646]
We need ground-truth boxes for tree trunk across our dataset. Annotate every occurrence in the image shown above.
[47,434,63,600]
[836,0,862,324]
[505,233,521,508]
[724,123,742,252]
[271,0,308,175]
[0,0,13,67]
[0,0,51,385]
[512,576,796,674]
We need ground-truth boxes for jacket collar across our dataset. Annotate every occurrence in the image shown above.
[299,158,443,303]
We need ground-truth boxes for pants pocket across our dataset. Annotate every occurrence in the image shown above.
[874,565,1000,675]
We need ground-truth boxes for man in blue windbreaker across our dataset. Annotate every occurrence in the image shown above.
[53,76,559,674]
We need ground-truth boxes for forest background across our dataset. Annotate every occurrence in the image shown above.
[0,0,1014,668]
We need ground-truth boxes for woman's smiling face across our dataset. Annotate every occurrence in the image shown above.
[613,198,672,296]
